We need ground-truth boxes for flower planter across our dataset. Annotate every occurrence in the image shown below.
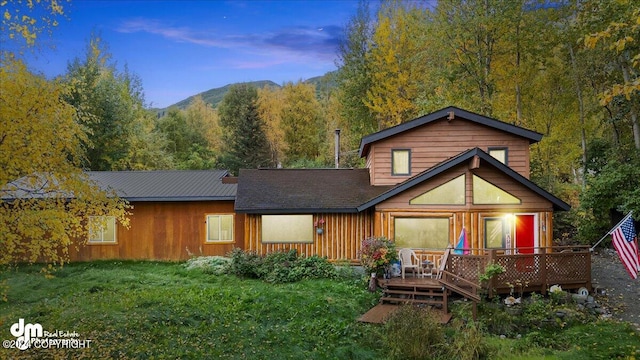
[316,228,323,235]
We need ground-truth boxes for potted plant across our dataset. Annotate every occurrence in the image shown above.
[358,236,398,280]
[314,219,325,235]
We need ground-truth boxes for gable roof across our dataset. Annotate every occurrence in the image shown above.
[359,106,543,157]
[356,147,570,211]
[235,168,391,214]
[87,170,236,201]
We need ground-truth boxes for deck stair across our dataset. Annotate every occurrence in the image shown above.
[378,279,449,313]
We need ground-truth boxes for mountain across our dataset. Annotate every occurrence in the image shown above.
[154,72,337,116]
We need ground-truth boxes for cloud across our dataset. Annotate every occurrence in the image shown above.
[116,18,343,66]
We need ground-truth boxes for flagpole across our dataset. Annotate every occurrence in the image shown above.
[590,211,634,252]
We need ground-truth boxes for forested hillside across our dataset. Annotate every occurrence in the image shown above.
[1,0,639,264]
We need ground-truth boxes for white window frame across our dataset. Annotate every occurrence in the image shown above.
[206,214,234,243]
[88,216,117,244]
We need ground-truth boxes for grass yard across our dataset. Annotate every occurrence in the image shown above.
[1,260,639,359]
[0,261,382,359]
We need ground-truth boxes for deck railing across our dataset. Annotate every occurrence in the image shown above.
[443,246,591,296]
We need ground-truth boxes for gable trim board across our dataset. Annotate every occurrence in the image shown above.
[358,106,543,158]
[356,148,570,212]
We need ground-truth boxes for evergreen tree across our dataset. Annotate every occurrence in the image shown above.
[218,84,273,174]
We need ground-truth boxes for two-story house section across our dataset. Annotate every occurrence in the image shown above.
[358,106,570,258]
[237,106,570,262]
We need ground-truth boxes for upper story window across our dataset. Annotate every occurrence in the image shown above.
[206,214,234,242]
[410,174,465,205]
[488,147,508,165]
[392,149,411,176]
[88,216,116,244]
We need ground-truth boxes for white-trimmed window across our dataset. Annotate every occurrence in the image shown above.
[89,216,117,243]
[206,214,234,242]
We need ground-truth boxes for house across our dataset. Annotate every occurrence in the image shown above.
[236,106,570,263]
[6,106,571,265]
[69,170,244,261]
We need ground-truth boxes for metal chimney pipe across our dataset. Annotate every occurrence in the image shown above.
[334,129,341,169]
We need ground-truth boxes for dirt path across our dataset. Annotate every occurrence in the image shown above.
[590,248,640,330]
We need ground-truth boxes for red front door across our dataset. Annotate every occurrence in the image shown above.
[515,214,535,254]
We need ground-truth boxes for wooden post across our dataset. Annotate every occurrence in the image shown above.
[539,247,547,295]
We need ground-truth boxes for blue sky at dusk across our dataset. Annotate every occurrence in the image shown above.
[17,1,360,108]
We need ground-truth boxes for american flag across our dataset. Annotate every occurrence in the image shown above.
[610,213,639,280]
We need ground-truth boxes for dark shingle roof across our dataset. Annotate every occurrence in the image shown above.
[357,148,570,211]
[359,106,543,157]
[235,168,391,213]
[87,170,236,201]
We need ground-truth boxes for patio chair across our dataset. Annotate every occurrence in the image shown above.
[398,248,421,279]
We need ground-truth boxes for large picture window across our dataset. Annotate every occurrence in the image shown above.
[394,217,450,249]
[206,214,234,242]
[88,216,116,243]
[392,149,411,176]
[262,215,313,243]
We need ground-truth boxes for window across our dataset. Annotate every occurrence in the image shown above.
[206,214,234,242]
[394,217,450,249]
[392,149,411,176]
[262,215,313,243]
[488,147,508,165]
[484,217,506,248]
[410,175,465,205]
[89,216,116,243]
[473,175,521,204]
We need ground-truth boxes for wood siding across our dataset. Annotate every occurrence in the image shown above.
[376,164,553,211]
[244,211,374,262]
[69,201,245,261]
[367,117,532,186]
[373,161,555,256]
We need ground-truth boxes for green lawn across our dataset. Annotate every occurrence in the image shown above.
[0,261,383,359]
[1,261,638,359]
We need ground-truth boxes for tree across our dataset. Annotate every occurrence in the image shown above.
[281,82,324,163]
[63,35,152,171]
[0,57,129,269]
[1,0,67,48]
[582,0,640,149]
[336,0,377,150]
[365,1,423,129]
[257,86,287,166]
[218,84,273,174]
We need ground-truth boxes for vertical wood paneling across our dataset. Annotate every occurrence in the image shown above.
[243,211,374,262]
[69,201,244,261]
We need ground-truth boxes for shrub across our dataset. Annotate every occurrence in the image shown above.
[384,305,446,360]
[358,236,398,276]
[446,319,490,360]
[225,248,262,278]
[226,249,338,283]
[183,256,230,274]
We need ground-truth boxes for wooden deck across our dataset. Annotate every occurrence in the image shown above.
[358,246,591,322]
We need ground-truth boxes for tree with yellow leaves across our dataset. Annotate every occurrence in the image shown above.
[0,57,129,269]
